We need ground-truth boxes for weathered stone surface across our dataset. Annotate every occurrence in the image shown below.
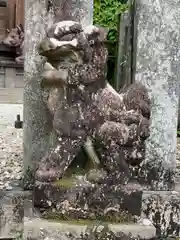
[2,24,24,64]
[52,0,93,27]
[0,189,32,238]
[142,190,180,236]
[35,21,151,186]
[24,218,156,240]
[23,0,94,190]
[177,106,180,129]
[23,0,55,190]
[134,0,180,190]
[34,180,142,222]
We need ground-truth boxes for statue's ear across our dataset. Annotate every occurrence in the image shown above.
[84,25,108,43]
[97,26,108,42]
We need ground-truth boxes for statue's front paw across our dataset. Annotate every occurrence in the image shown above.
[36,167,60,182]
[35,153,62,182]
[41,66,68,87]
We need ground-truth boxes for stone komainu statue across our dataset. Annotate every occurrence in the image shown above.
[36,21,151,183]
[2,24,24,64]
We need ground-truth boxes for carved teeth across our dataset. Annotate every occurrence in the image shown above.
[49,38,78,48]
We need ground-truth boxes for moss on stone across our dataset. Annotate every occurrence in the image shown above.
[42,209,135,224]
[99,210,134,223]
[65,145,102,177]
[15,230,23,240]
[54,166,87,188]
[54,177,77,188]
[43,214,98,225]
[64,167,87,178]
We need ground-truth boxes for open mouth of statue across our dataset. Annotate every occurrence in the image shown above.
[58,51,83,63]
[38,37,83,64]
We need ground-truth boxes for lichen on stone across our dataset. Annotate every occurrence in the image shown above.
[35,20,151,186]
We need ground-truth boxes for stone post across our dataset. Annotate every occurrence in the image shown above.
[134,0,180,189]
[53,0,93,26]
[23,0,93,189]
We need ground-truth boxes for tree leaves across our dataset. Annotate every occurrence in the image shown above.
[93,0,129,41]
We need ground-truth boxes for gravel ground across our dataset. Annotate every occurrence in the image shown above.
[0,104,23,190]
[0,103,180,190]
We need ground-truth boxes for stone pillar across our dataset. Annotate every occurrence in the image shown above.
[23,0,93,189]
[53,0,93,26]
[23,0,54,189]
[134,0,180,189]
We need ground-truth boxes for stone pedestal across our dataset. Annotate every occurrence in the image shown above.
[134,0,180,190]
[24,218,156,240]
[0,189,32,238]
[34,180,142,223]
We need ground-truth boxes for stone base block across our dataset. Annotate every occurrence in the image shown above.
[24,218,156,240]
[34,180,143,223]
[142,190,180,236]
[0,188,32,238]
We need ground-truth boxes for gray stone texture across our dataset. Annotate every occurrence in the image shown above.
[24,218,156,240]
[0,189,32,238]
[23,0,54,189]
[23,0,93,189]
[34,181,142,221]
[142,190,180,236]
[35,20,151,184]
[178,106,180,128]
[135,0,180,189]
[52,0,93,27]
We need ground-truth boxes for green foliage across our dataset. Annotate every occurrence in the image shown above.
[93,0,129,41]
[15,230,23,240]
